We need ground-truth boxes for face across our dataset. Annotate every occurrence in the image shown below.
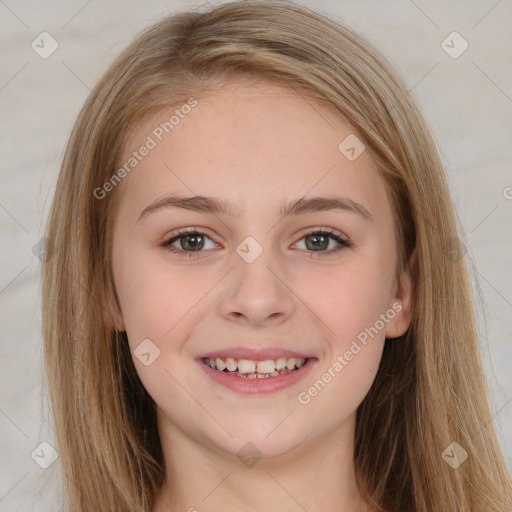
[109,79,412,461]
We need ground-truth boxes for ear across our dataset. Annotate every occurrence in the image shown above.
[101,286,126,333]
[385,248,416,339]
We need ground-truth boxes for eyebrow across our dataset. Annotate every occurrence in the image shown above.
[137,194,373,223]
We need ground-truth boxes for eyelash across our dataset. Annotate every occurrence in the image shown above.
[160,226,352,259]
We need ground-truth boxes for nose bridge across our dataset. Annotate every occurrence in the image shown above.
[234,232,282,293]
[219,232,294,324]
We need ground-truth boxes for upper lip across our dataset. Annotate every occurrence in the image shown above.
[197,347,315,361]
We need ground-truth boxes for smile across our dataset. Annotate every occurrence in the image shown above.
[202,356,308,379]
[197,355,317,394]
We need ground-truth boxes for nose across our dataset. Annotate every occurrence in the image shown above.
[218,245,296,327]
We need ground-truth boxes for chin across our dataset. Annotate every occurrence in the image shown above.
[205,421,310,464]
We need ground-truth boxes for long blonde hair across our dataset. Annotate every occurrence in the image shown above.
[41,1,512,510]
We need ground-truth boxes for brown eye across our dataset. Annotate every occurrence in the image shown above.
[305,233,330,251]
[160,227,351,259]
[174,233,205,251]
[294,229,351,255]
[161,229,219,258]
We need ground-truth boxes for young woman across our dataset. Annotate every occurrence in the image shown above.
[41,1,512,511]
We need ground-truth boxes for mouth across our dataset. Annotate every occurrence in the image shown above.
[202,356,308,379]
[196,354,317,394]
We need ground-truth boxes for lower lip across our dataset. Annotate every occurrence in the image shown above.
[196,358,317,394]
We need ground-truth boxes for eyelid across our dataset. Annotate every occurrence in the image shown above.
[161,226,217,243]
[163,225,349,242]
[160,226,220,255]
[300,226,349,242]
[160,225,352,257]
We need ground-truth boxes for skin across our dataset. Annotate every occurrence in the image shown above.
[108,79,413,512]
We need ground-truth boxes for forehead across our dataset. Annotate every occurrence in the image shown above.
[114,79,387,219]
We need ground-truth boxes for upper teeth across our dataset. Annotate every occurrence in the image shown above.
[205,357,307,373]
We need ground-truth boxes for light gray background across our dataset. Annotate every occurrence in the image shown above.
[1,0,511,510]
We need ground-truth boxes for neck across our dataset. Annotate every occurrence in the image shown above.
[153,411,369,512]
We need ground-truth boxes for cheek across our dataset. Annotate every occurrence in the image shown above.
[307,262,392,346]
[115,242,393,361]
[298,261,390,398]
[114,247,212,341]
[296,269,388,420]
[113,251,212,412]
